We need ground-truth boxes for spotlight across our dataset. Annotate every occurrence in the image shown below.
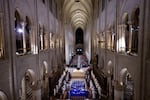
[17,28,23,33]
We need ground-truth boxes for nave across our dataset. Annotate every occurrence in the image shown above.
[49,54,109,100]
[0,0,150,100]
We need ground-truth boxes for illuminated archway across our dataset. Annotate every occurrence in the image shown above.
[41,61,49,100]
[119,68,134,100]
[106,60,114,97]
[21,69,37,100]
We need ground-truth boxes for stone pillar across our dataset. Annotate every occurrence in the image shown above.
[128,21,133,52]
[40,28,44,50]
[0,14,4,57]
[21,78,26,100]
[33,88,41,100]
[122,24,127,52]
[21,22,27,53]
[113,80,124,100]
[108,76,112,97]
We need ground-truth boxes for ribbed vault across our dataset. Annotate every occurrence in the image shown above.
[63,0,93,30]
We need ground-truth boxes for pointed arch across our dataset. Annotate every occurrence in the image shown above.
[119,68,134,99]
[122,12,129,52]
[25,69,36,87]
[21,69,36,100]
[131,7,140,54]
[106,60,113,75]
[41,61,49,100]
[75,27,84,44]
[15,10,24,54]
[25,16,31,52]
[119,68,128,85]
[42,61,49,78]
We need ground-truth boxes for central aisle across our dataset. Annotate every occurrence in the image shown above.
[51,54,102,100]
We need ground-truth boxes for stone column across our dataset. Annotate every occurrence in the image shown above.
[40,28,44,50]
[128,21,133,53]
[21,78,26,100]
[113,80,124,100]
[21,22,27,53]
[122,24,127,52]
[0,14,4,57]
[33,88,41,100]
[107,75,112,98]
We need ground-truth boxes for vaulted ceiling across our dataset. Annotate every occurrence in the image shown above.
[63,0,93,30]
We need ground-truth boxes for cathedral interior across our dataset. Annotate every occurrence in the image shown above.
[0,0,150,100]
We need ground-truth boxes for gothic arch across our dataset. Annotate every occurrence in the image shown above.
[25,16,31,52]
[25,69,36,87]
[41,61,49,99]
[122,12,129,52]
[106,60,114,97]
[15,10,24,54]
[119,68,134,100]
[119,68,128,85]
[131,7,140,26]
[131,7,140,54]
[42,61,49,78]
[20,69,37,100]
[15,9,22,21]
[106,60,113,75]
[122,12,128,24]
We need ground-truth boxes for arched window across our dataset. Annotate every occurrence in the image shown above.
[15,11,23,54]
[39,25,43,50]
[107,30,112,50]
[50,32,54,49]
[15,11,33,55]
[15,11,32,55]
[117,13,129,53]
[119,68,134,100]
[123,73,134,100]
[125,16,129,52]
[112,26,116,51]
[0,12,4,58]
[131,8,139,54]
[107,26,115,51]
[75,28,84,44]
[100,32,105,49]
[122,13,129,52]
[25,16,31,53]
[39,25,47,50]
